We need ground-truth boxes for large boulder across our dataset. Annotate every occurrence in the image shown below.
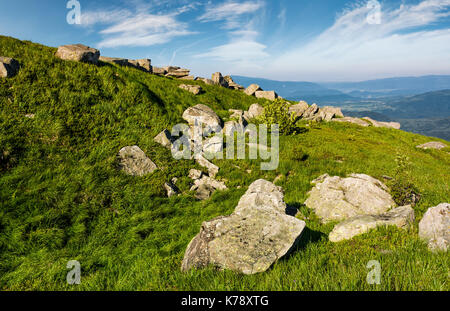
[305,174,396,223]
[289,101,309,118]
[416,142,447,150]
[224,75,244,90]
[117,146,158,176]
[320,106,344,121]
[362,117,401,130]
[244,84,262,96]
[419,203,449,252]
[179,84,203,95]
[182,104,222,134]
[166,68,190,78]
[202,135,223,154]
[55,44,100,64]
[152,66,167,75]
[0,57,20,78]
[302,104,319,120]
[255,90,278,101]
[332,116,370,127]
[247,104,264,119]
[181,179,306,274]
[212,72,228,87]
[329,205,415,242]
[128,59,152,72]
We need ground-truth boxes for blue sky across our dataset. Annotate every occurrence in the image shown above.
[1,0,449,81]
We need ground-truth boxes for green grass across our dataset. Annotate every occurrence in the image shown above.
[0,36,449,291]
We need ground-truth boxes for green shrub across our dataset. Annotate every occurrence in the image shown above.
[258,99,299,134]
[390,152,421,206]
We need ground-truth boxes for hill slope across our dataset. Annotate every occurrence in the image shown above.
[0,36,449,291]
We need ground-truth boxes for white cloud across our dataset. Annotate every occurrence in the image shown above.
[267,0,450,81]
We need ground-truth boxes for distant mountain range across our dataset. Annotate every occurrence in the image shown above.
[232,75,450,141]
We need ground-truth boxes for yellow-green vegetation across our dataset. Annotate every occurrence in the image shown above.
[0,36,449,291]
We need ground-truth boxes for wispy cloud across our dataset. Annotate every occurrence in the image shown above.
[268,0,450,81]
[80,3,198,48]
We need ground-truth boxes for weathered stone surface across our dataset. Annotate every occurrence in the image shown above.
[0,57,20,78]
[203,135,223,154]
[244,84,262,96]
[321,106,344,121]
[419,203,449,252]
[305,174,395,223]
[362,117,401,129]
[224,75,244,90]
[248,104,264,119]
[416,141,447,150]
[154,129,174,149]
[99,56,130,66]
[222,120,245,137]
[179,84,203,95]
[181,179,306,274]
[136,59,152,72]
[196,77,215,85]
[152,66,167,75]
[289,101,309,118]
[117,146,158,176]
[195,154,219,178]
[190,176,227,200]
[255,90,278,101]
[332,117,370,127]
[212,72,228,87]
[55,44,100,64]
[164,181,180,197]
[189,169,203,180]
[302,103,319,120]
[229,109,244,119]
[180,75,195,80]
[329,205,415,242]
[166,68,190,78]
[182,104,222,133]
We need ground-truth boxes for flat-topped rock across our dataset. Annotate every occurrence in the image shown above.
[99,56,130,66]
[244,84,262,96]
[332,116,370,127]
[179,84,203,95]
[416,141,447,150]
[302,104,319,120]
[362,117,401,129]
[212,72,228,87]
[255,90,278,101]
[152,66,167,75]
[305,173,395,223]
[289,101,309,118]
[321,106,344,121]
[0,57,20,78]
[329,205,415,242]
[182,104,222,133]
[117,146,158,176]
[182,179,306,274]
[419,203,449,252]
[55,44,100,64]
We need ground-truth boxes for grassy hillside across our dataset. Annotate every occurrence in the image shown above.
[0,36,449,291]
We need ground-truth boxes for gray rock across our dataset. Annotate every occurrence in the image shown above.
[152,66,167,75]
[224,75,244,90]
[255,90,278,101]
[247,104,264,119]
[166,68,190,78]
[181,179,306,274]
[99,56,130,66]
[164,181,180,197]
[117,146,158,176]
[196,77,215,85]
[321,106,344,121]
[179,84,203,95]
[244,84,262,96]
[362,117,401,129]
[229,109,244,119]
[222,120,245,137]
[416,142,447,150]
[419,203,449,252]
[289,101,309,118]
[154,129,174,149]
[190,176,227,200]
[189,169,203,180]
[195,154,219,178]
[212,72,228,87]
[0,57,20,78]
[302,104,320,120]
[305,173,395,223]
[203,135,223,154]
[55,44,100,64]
[332,117,371,127]
[182,104,222,133]
[329,205,415,242]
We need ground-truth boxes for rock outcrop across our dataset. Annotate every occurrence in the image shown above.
[117,146,158,176]
[255,90,278,101]
[332,116,370,127]
[244,84,262,96]
[179,84,203,95]
[212,72,228,87]
[419,203,449,252]
[305,174,396,223]
[224,75,244,90]
[362,117,401,130]
[55,44,100,64]
[181,179,306,274]
[416,142,447,150]
[247,104,264,119]
[289,101,309,118]
[0,57,20,78]
[329,205,415,242]
[182,104,222,134]
[166,67,190,78]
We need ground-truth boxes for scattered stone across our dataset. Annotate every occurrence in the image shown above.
[320,106,344,121]
[195,154,219,178]
[154,129,174,149]
[247,104,264,119]
[164,181,180,197]
[302,104,320,120]
[25,114,35,119]
[212,72,228,87]
[190,176,227,200]
[229,109,244,119]
[244,84,262,96]
[203,135,224,154]
[255,90,278,101]
[179,84,203,95]
[182,104,222,134]
[329,205,415,242]
[117,146,158,176]
[0,57,20,78]
[416,142,447,150]
[305,173,395,223]
[189,169,203,180]
[289,101,309,118]
[419,203,449,252]
[181,179,306,274]
[222,120,245,137]
[362,117,401,129]
[224,75,244,90]
[332,116,370,127]
[55,44,100,64]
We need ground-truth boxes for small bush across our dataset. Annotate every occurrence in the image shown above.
[390,152,421,206]
[258,99,299,135]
